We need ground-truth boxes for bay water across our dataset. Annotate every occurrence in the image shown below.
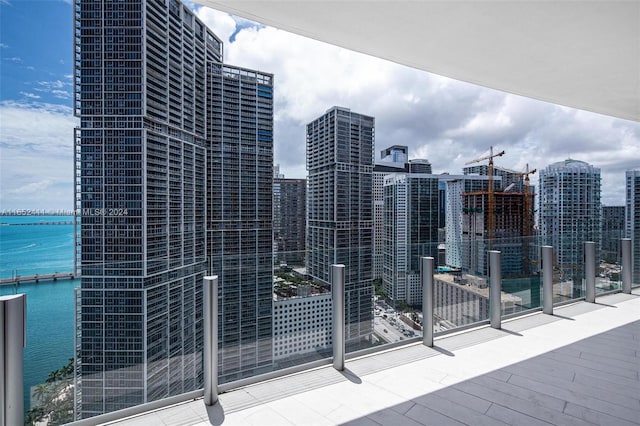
[0,216,78,410]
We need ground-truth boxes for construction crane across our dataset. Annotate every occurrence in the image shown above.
[515,164,537,239]
[515,164,537,274]
[465,146,505,242]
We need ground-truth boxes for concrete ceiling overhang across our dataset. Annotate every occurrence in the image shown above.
[197,1,640,122]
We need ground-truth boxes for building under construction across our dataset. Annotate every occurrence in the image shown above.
[461,191,536,278]
[463,164,524,192]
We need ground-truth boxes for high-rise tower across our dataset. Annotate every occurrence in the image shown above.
[372,146,431,280]
[625,170,640,284]
[601,205,625,263]
[306,106,374,344]
[74,1,217,416]
[273,177,306,265]
[74,0,273,417]
[206,63,274,383]
[382,173,439,305]
[539,159,601,284]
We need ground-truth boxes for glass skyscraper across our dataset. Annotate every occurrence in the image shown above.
[372,146,409,281]
[74,0,272,418]
[626,170,640,284]
[206,63,274,383]
[601,205,625,262]
[539,159,601,284]
[306,106,374,344]
[273,177,307,265]
[382,173,439,305]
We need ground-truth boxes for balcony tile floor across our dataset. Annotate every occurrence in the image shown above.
[105,289,640,426]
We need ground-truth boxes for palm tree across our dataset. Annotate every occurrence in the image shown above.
[60,358,74,378]
[24,406,45,425]
[46,369,62,383]
[26,359,76,425]
[32,383,52,407]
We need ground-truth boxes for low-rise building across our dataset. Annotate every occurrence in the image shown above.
[433,273,522,328]
[273,281,332,361]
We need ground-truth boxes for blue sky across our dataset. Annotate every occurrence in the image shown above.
[1,0,76,211]
[1,0,639,211]
[1,0,73,105]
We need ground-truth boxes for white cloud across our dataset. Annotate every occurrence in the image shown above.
[3,4,637,210]
[3,56,21,62]
[19,92,41,99]
[195,7,237,46]
[37,79,69,90]
[0,43,8,49]
[31,78,73,100]
[8,179,53,195]
[195,7,640,205]
[0,101,78,210]
[52,89,72,100]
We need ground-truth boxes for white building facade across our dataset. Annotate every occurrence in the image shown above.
[273,293,332,360]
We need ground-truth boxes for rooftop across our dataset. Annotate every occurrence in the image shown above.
[434,273,522,304]
[97,289,640,426]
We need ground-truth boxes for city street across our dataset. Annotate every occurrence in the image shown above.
[373,313,418,343]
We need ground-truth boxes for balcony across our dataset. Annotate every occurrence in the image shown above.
[88,288,640,425]
[2,237,637,426]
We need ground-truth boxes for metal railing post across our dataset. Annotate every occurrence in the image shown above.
[584,241,596,303]
[332,264,345,371]
[421,257,434,347]
[542,246,554,315]
[621,238,632,294]
[203,276,218,406]
[488,250,501,329]
[0,294,26,426]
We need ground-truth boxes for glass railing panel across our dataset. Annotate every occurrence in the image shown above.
[371,242,437,346]
[596,231,623,294]
[269,250,333,372]
[497,235,543,315]
[0,280,78,425]
[624,238,640,289]
[74,256,207,421]
[538,233,586,305]
[5,231,637,424]
[0,214,79,424]
[208,248,336,387]
[432,237,491,333]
